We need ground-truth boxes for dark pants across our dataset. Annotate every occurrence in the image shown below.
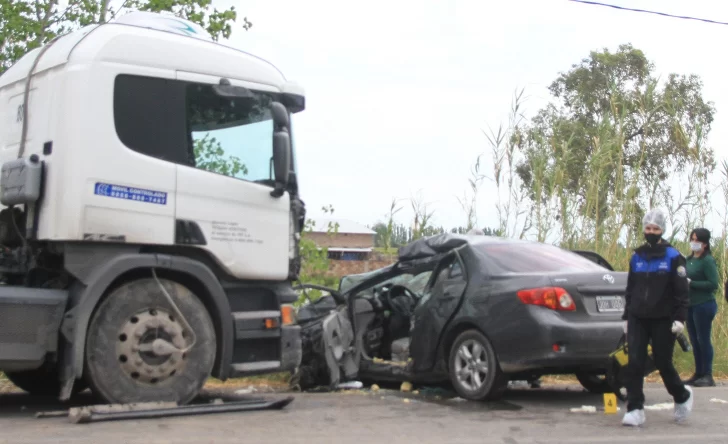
[687,299,718,377]
[625,316,691,412]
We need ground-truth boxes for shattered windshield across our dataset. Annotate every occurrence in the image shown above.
[343,270,433,299]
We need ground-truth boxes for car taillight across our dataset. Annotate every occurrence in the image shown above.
[517,287,576,311]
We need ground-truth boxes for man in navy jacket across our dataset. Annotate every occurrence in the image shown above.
[621,208,693,427]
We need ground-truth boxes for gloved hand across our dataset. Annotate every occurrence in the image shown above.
[623,321,628,335]
[671,321,685,334]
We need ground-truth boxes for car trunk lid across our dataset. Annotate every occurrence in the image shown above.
[548,271,627,319]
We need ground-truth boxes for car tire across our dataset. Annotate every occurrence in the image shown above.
[84,278,216,405]
[448,329,507,401]
[5,365,87,397]
[575,372,611,394]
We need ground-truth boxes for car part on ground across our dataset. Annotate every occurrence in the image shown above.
[34,397,294,424]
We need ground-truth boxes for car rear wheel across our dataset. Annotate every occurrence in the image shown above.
[448,329,507,401]
[575,372,611,394]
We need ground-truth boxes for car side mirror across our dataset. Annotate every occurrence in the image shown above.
[270,102,291,198]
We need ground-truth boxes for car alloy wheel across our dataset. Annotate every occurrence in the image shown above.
[448,329,507,401]
[454,339,489,391]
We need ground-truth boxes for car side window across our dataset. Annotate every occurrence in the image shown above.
[449,260,464,279]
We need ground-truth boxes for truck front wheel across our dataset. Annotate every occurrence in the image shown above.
[84,277,216,405]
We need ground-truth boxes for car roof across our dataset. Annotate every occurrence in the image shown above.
[397,232,530,262]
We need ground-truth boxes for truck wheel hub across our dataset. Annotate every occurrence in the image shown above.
[116,308,189,384]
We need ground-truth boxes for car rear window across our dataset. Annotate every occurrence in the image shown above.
[477,242,607,274]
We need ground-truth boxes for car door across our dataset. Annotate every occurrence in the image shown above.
[408,253,468,373]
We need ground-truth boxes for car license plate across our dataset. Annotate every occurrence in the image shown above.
[596,296,624,313]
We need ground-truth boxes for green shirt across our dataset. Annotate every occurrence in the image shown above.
[686,253,719,306]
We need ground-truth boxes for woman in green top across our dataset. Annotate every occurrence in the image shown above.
[684,228,720,387]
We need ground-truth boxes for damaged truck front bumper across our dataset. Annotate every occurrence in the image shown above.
[230,309,302,377]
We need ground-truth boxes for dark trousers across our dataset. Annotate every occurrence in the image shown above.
[687,299,718,377]
[625,316,690,412]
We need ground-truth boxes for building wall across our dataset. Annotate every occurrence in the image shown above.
[328,258,395,277]
[307,232,375,249]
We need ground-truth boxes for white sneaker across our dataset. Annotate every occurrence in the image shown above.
[622,409,646,427]
[674,386,694,423]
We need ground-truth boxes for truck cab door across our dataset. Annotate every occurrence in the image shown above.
[173,73,291,280]
[409,253,467,373]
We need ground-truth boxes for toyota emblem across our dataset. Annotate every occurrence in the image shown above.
[603,274,615,284]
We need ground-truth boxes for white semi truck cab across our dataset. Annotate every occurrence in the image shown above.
[0,12,307,404]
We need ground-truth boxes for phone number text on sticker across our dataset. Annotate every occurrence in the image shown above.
[94,182,167,205]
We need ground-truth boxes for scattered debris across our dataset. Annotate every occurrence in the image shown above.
[337,381,364,390]
[234,386,258,395]
[710,398,728,404]
[570,405,597,413]
[449,397,466,403]
[644,403,673,411]
[35,410,70,419]
[370,384,380,391]
[400,382,413,392]
[403,398,411,404]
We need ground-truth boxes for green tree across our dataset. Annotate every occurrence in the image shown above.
[512,44,715,244]
[296,205,339,304]
[0,0,251,74]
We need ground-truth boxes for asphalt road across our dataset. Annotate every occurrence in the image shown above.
[2,383,728,443]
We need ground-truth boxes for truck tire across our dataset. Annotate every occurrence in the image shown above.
[5,366,87,397]
[84,277,216,405]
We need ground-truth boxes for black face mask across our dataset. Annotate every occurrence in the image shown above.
[644,233,661,246]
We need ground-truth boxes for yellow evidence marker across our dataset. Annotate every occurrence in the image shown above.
[603,393,618,414]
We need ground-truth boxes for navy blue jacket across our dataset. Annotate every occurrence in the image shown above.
[622,241,690,322]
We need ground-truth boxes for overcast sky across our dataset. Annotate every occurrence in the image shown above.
[213,0,728,233]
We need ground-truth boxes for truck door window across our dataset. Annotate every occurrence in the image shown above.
[186,83,274,182]
[113,74,277,183]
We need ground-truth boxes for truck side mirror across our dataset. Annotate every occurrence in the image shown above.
[270,102,290,198]
[271,102,289,128]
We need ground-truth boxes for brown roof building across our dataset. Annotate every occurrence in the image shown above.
[307,218,376,261]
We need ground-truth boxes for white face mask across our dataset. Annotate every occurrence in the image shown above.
[690,241,703,252]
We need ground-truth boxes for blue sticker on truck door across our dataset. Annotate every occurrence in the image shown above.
[94,182,167,205]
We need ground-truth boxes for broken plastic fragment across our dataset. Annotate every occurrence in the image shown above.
[569,406,597,413]
[234,386,257,395]
[644,403,673,411]
[710,398,728,404]
[337,381,364,390]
